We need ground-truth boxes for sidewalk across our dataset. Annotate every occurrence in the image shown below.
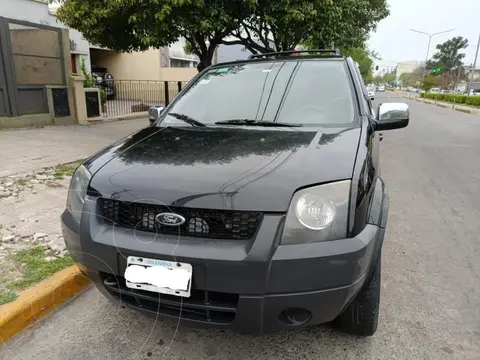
[0,118,145,177]
[0,118,145,306]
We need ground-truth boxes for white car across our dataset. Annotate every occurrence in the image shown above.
[377,85,386,92]
[367,88,375,100]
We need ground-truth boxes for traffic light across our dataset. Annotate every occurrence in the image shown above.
[432,67,441,73]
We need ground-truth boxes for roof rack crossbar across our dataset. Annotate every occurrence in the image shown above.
[248,49,341,60]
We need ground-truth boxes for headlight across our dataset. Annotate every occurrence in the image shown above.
[280,180,351,245]
[66,165,91,221]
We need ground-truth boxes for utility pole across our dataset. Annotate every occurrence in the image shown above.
[467,32,480,93]
[455,66,461,92]
[410,28,455,82]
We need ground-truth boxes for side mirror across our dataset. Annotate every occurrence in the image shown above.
[148,106,164,125]
[375,102,409,131]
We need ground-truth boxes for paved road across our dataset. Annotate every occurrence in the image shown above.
[2,93,480,360]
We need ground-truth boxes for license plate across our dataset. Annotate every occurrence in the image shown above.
[125,256,192,298]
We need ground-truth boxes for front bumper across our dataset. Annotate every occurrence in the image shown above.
[61,198,384,333]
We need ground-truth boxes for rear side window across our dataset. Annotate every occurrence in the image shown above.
[276,61,355,125]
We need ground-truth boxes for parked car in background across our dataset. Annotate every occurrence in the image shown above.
[377,85,386,92]
[91,66,116,100]
[367,87,375,100]
[428,88,440,94]
[468,89,480,96]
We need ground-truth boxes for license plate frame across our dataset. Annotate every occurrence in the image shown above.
[125,256,192,298]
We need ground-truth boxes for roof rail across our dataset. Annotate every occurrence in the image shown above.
[248,49,341,60]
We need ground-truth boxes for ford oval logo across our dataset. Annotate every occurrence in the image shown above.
[155,213,186,226]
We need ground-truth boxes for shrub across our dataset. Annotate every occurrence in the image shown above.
[99,89,107,105]
[445,94,466,103]
[80,58,94,88]
[466,96,480,107]
[423,93,436,100]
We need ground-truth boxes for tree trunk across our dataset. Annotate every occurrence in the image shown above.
[197,53,214,72]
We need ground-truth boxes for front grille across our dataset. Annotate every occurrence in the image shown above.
[98,198,263,240]
[101,273,238,324]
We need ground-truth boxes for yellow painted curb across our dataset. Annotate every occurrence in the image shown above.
[0,265,90,343]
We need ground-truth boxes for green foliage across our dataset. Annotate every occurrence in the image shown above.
[57,0,252,69]
[466,96,480,107]
[3,246,74,304]
[373,75,383,85]
[80,57,94,88]
[295,0,389,53]
[0,289,17,305]
[382,72,395,84]
[57,0,389,69]
[421,75,437,91]
[422,93,468,104]
[54,159,83,179]
[99,89,107,105]
[342,48,374,84]
[426,36,468,76]
[445,94,466,103]
[399,71,422,87]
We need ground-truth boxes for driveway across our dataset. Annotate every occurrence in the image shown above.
[1,93,479,359]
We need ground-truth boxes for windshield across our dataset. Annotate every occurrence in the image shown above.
[162,60,355,127]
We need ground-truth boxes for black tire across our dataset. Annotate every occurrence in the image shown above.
[336,256,381,336]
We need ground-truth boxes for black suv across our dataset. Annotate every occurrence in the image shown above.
[91,66,116,100]
[62,50,409,336]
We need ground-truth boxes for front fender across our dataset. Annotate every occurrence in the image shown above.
[367,178,388,229]
[365,178,389,277]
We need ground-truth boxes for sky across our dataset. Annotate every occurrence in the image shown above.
[368,0,480,69]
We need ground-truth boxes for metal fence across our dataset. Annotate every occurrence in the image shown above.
[101,80,189,117]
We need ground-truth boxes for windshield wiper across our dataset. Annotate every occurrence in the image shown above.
[215,119,302,127]
[168,113,206,127]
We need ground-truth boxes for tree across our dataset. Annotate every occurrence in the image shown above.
[222,0,389,54]
[55,0,389,71]
[426,36,468,75]
[382,72,396,84]
[55,0,253,70]
[421,75,437,91]
[399,68,423,87]
[399,73,412,87]
[342,48,375,84]
[373,75,383,85]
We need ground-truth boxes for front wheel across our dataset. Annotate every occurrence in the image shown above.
[335,256,381,336]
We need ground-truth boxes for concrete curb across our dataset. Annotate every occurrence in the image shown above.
[0,265,90,343]
[402,95,480,115]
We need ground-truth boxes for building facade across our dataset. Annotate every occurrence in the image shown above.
[396,60,420,79]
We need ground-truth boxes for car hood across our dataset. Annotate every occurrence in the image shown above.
[86,126,360,212]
